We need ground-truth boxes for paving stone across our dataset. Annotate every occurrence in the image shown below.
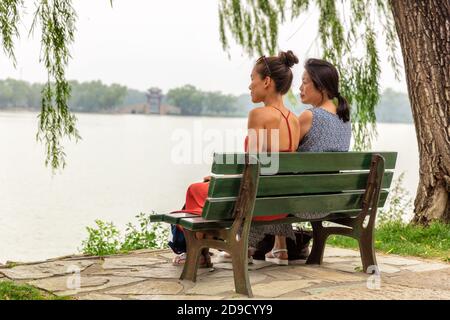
[213,260,273,271]
[4,247,449,300]
[275,290,313,299]
[132,294,225,300]
[158,252,176,261]
[0,260,95,280]
[186,274,267,295]
[99,265,209,279]
[324,248,360,258]
[377,264,402,274]
[102,257,165,270]
[383,268,450,291]
[261,267,305,280]
[302,282,369,296]
[28,276,108,292]
[34,276,145,296]
[198,269,234,279]
[305,284,450,300]
[402,263,450,273]
[322,263,360,273]
[325,260,402,275]
[288,265,365,282]
[78,293,122,300]
[322,257,359,263]
[105,280,183,295]
[252,280,321,298]
[377,256,423,266]
[94,264,210,279]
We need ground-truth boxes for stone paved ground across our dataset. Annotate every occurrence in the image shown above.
[1,247,449,300]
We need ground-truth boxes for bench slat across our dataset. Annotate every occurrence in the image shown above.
[208,171,394,198]
[149,214,165,222]
[149,212,199,224]
[211,152,397,174]
[202,190,389,220]
[179,210,365,230]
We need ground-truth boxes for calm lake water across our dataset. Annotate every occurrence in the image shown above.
[0,112,419,263]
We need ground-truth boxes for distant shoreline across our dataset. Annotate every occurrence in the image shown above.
[0,108,414,124]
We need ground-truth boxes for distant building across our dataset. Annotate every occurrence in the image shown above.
[146,87,163,114]
[116,87,181,115]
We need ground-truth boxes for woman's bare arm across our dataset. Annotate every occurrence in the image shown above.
[298,110,313,143]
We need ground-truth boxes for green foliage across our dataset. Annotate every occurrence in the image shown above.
[30,0,80,171]
[80,213,169,256]
[121,213,169,252]
[68,80,127,112]
[166,85,205,115]
[80,220,121,256]
[0,1,120,170]
[0,281,69,300]
[0,0,22,65]
[218,0,402,150]
[328,221,450,262]
[166,84,239,116]
[0,79,128,112]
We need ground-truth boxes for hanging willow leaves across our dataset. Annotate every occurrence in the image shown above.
[30,0,80,170]
[0,0,22,66]
[218,0,401,150]
[1,0,114,171]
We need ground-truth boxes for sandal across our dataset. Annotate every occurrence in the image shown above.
[172,252,212,268]
[265,249,289,266]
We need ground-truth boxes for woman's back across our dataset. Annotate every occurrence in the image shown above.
[298,107,351,152]
[247,106,300,152]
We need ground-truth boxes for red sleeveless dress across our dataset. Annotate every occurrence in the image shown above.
[181,107,294,221]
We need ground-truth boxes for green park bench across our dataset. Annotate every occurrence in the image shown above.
[150,151,397,297]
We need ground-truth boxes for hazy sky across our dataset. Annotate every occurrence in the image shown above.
[0,0,407,96]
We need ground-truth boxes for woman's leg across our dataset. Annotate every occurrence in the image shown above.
[248,223,294,264]
[173,182,210,266]
[266,236,288,260]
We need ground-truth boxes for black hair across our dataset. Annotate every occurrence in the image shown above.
[256,50,299,95]
[304,58,350,122]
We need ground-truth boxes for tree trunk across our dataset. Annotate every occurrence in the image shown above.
[390,0,450,224]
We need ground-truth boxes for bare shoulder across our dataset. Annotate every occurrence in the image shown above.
[248,106,268,128]
[298,109,313,125]
[249,106,276,122]
[248,106,267,117]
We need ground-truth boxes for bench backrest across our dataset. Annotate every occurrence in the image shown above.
[201,152,398,220]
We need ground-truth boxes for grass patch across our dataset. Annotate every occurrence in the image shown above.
[328,221,450,262]
[0,281,69,300]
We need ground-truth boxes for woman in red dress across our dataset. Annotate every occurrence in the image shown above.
[173,50,301,265]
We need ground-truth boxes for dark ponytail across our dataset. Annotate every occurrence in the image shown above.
[304,58,350,122]
[336,93,350,122]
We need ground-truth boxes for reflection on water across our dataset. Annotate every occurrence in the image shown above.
[0,112,419,263]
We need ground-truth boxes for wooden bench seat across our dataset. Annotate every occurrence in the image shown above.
[150,151,397,297]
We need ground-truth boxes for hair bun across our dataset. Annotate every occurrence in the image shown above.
[279,50,299,68]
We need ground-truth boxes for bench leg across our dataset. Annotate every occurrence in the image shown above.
[359,228,377,273]
[179,230,202,282]
[306,221,328,265]
[231,244,253,298]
